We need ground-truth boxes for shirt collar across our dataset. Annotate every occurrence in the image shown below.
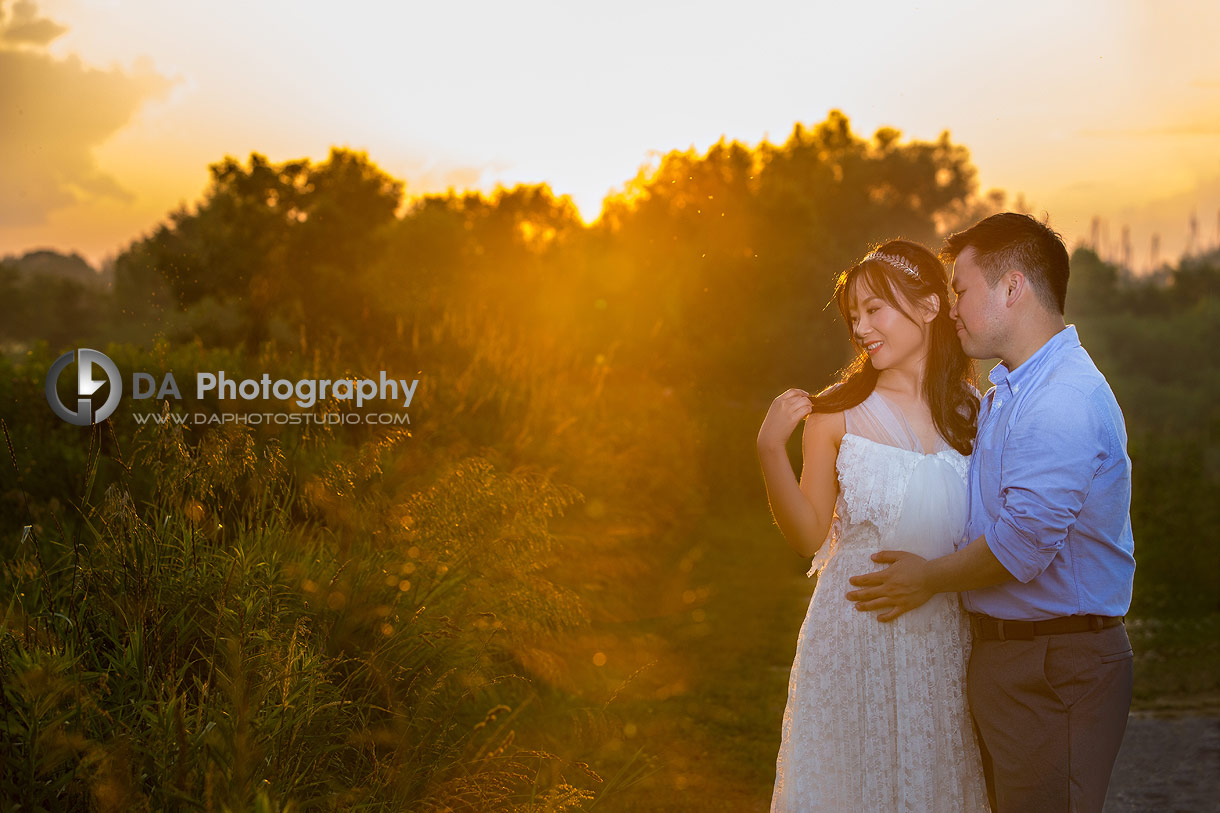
[988,325,1079,396]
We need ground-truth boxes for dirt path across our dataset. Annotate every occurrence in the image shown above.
[1105,713,1220,812]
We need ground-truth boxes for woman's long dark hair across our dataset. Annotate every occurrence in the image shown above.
[810,239,979,455]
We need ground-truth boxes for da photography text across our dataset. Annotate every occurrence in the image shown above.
[138,370,418,409]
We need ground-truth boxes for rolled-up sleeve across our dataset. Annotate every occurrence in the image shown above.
[984,384,1109,583]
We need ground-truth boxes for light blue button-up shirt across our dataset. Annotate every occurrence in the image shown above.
[958,325,1136,620]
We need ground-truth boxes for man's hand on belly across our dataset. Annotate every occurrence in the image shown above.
[845,551,933,622]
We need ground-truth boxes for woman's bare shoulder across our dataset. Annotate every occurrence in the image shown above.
[804,408,847,446]
[805,382,851,444]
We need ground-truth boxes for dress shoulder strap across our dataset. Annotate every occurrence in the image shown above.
[844,390,927,453]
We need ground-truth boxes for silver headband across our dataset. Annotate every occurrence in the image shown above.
[863,250,920,280]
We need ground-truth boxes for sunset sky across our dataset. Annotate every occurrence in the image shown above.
[3,0,1219,271]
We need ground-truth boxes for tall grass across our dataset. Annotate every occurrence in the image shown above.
[0,409,657,810]
[0,261,702,809]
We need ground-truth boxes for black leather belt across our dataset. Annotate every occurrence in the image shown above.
[969,613,1124,641]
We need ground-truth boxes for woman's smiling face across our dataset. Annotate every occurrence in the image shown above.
[846,276,934,374]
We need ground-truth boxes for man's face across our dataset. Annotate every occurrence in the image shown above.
[949,246,1008,360]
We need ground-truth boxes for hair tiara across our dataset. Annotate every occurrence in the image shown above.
[863,250,920,281]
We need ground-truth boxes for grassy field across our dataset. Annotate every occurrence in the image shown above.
[4,427,1215,810]
[570,505,804,811]
[577,501,1219,811]
[3,333,1214,811]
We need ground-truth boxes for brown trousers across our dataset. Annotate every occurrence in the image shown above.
[967,623,1134,813]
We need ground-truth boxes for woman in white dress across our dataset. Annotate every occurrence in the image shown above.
[757,239,989,812]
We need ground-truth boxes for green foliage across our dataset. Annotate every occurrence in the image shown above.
[0,412,640,810]
[0,258,684,807]
[0,259,108,349]
[112,148,402,349]
[1067,248,1220,617]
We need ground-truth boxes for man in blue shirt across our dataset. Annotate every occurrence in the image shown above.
[846,213,1136,812]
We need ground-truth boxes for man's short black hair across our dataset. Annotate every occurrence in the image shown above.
[941,212,1070,313]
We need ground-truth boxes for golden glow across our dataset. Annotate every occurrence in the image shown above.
[2,0,1219,269]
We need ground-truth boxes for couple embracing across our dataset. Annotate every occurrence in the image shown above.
[758,213,1136,812]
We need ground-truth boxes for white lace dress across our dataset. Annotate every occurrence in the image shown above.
[770,391,989,812]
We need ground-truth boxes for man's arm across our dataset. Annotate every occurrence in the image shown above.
[847,381,1110,621]
[924,534,1016,593]
[844,536,1015,622]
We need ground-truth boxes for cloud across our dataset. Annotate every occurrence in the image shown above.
[1,0,66,46]
[0,0,173,226]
